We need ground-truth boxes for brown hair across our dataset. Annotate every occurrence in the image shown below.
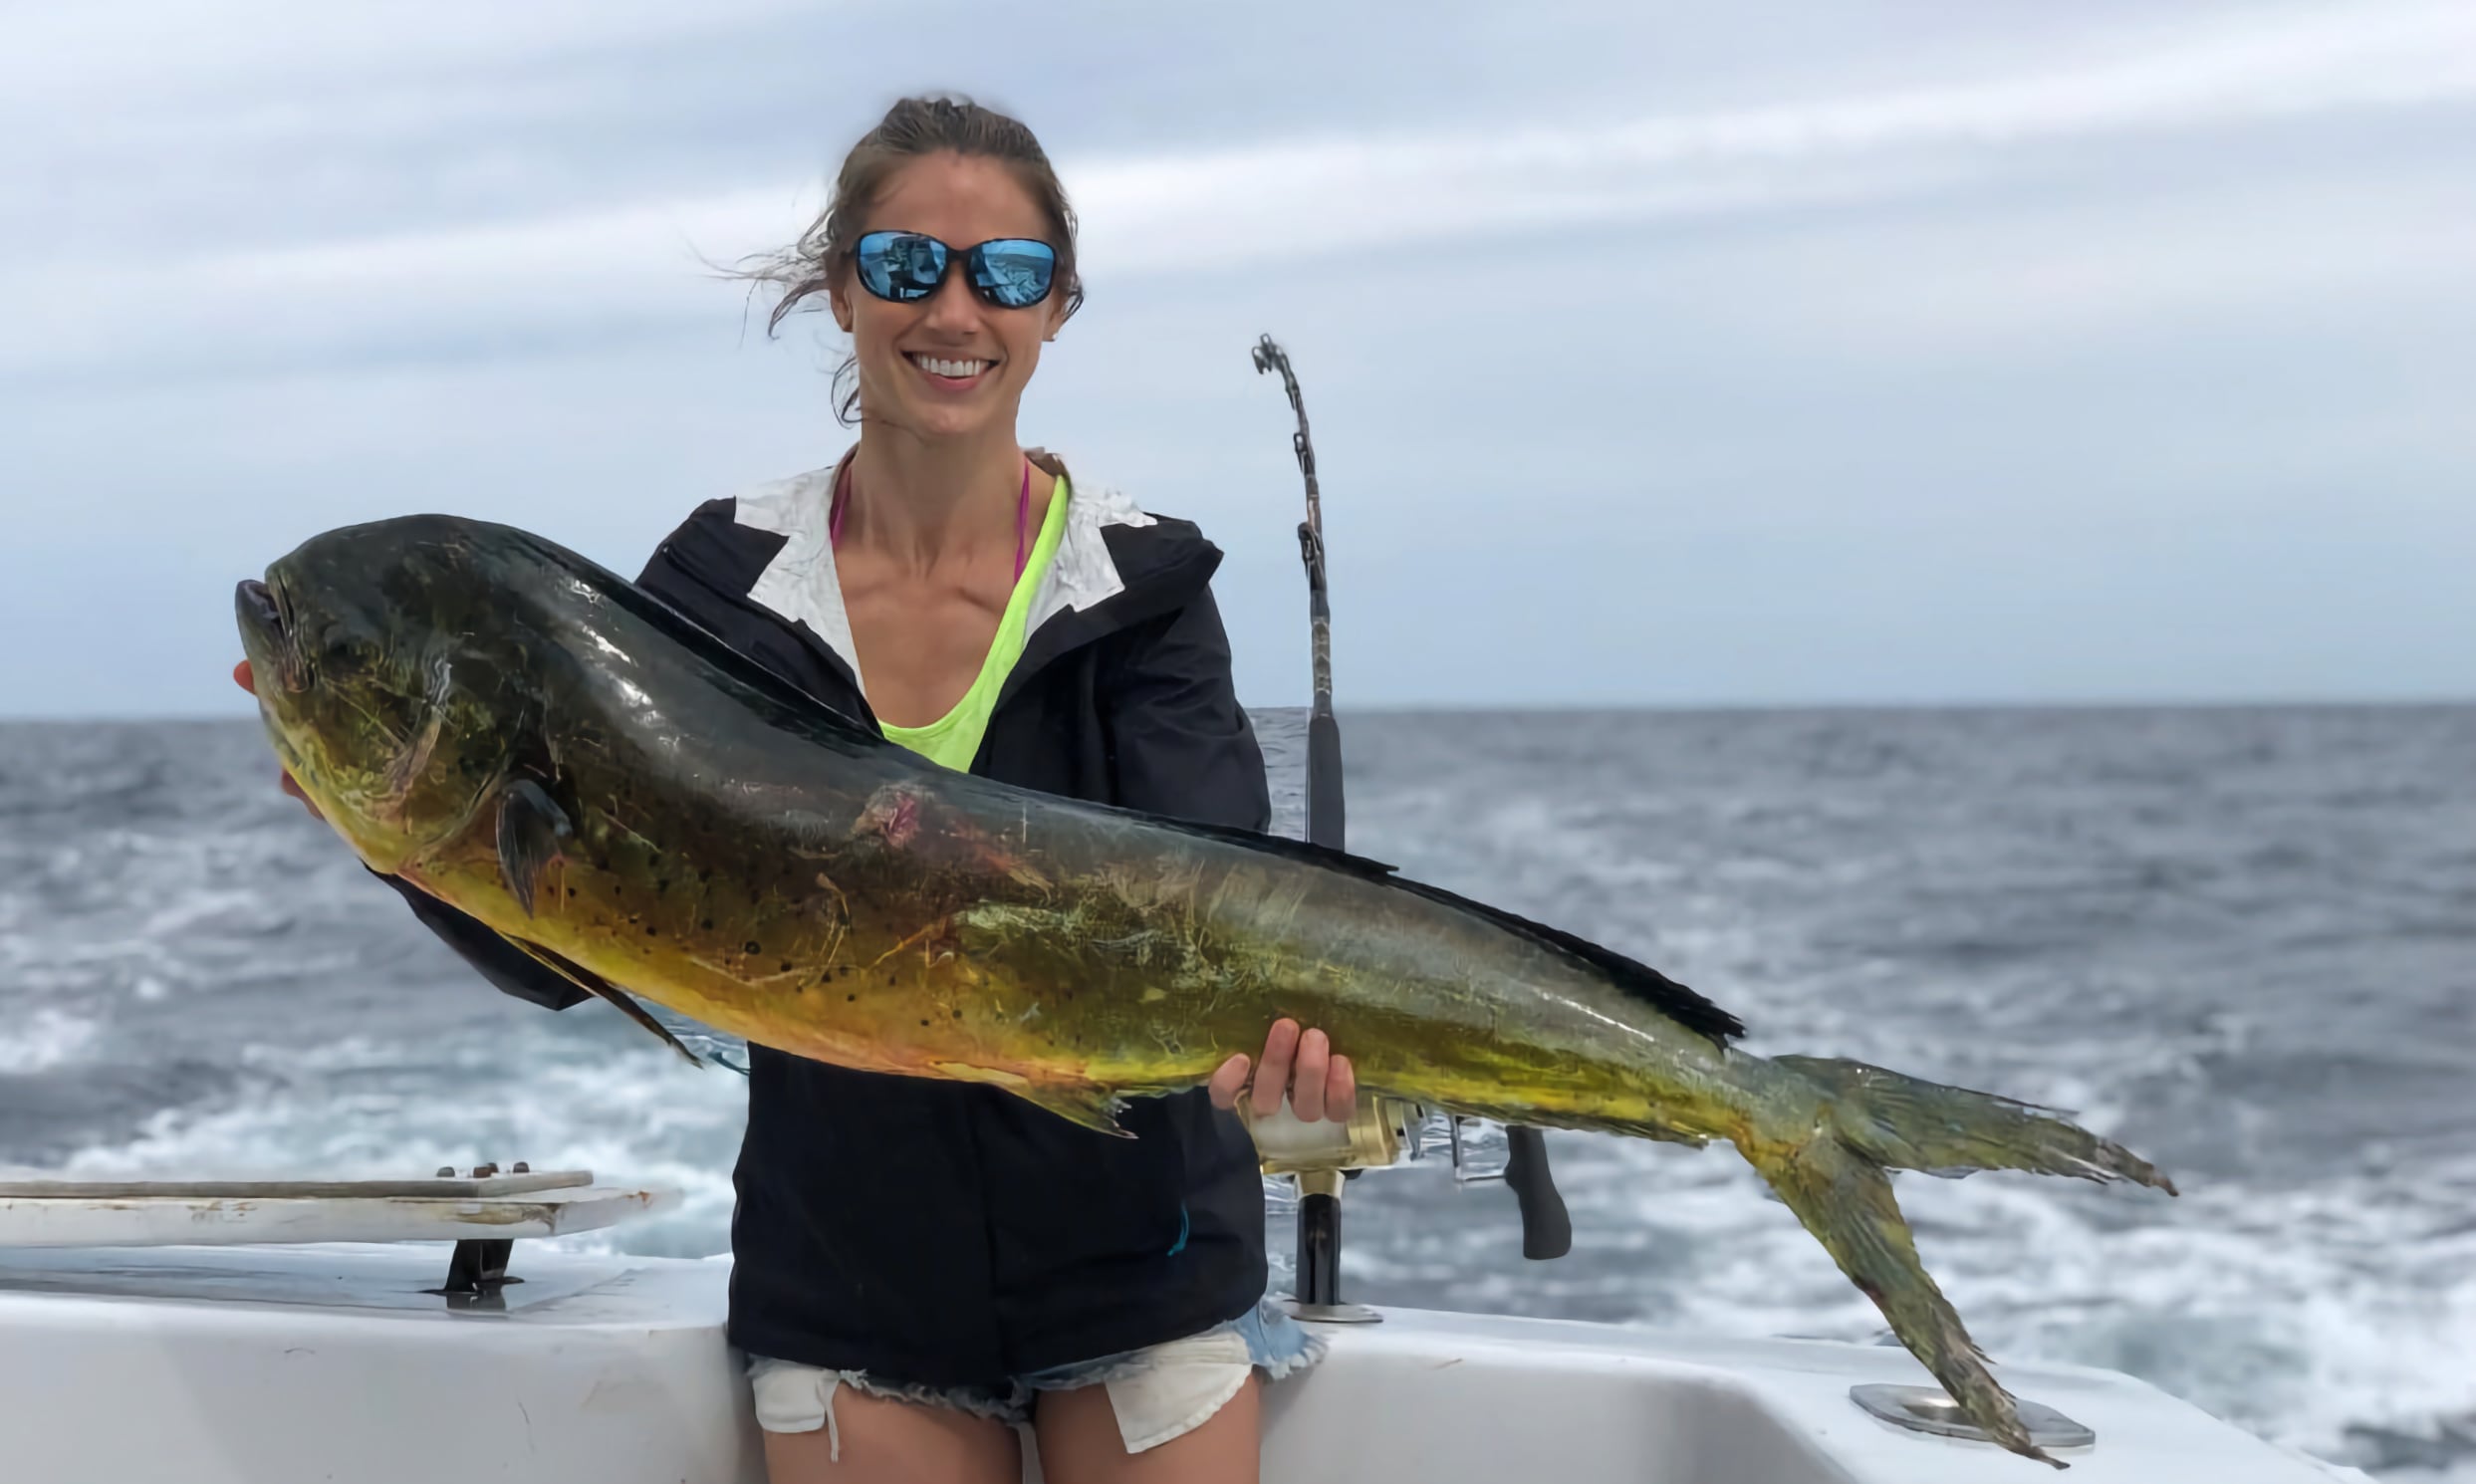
[738,95,1085,425]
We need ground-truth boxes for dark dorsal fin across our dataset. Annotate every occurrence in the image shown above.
[1126,810,1747,1046]
[1393,870,1744,1043]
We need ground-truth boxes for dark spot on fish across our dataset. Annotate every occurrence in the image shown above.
[846,994,857,1003]
[952,1009,964,1020]
[779,961,794,973]
[655,878,669,893]
[701,918,714,931]
[645,925,657,936]
[919,1019,929,1028]
[744,941,761,955]
[885,971,897,985]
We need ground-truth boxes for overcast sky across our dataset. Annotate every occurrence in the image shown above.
[4,1,2471,717]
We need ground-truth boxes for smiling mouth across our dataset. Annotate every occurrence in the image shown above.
[905,352,993,383]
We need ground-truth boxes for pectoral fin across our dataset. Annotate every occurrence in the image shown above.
[496,780,573,917]
[501,936,717,1073]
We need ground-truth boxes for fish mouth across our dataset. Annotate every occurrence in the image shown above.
[236,578,281,632]
[235,576,310,692]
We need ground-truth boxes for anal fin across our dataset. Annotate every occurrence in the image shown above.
[1023,1085,1135,1139]
[925,1061,1132,1137]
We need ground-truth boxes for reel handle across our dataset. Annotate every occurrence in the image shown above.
[1504,1126,1573,1260]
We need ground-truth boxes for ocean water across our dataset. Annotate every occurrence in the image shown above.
[1,705,2470,1478]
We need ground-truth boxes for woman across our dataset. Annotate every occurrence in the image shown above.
[232,96,1349,1483]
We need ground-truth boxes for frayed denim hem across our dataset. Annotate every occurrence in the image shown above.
[745,1295,1328,1459]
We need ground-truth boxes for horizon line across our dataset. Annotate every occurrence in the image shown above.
[9,694,2471,726]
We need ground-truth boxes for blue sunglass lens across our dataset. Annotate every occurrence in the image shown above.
[969,240,1057,309]
[857,233,948,301]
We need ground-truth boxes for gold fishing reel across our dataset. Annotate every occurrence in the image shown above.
[1240,1092,1427,1178]
[1239,1092,1523,1186]
[1238,1092,1573,1324]
[1239,1093,1424,1324]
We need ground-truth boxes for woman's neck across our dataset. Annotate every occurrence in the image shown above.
[842,425,1024,575]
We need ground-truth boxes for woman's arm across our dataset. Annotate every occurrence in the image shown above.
[376,873,593,1010]
[1100,588,1271,831]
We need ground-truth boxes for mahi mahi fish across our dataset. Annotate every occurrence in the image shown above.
[235,514,2174,1467]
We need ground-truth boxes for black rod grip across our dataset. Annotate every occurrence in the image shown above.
[1296,1190,1343,1305]
[1305,712,1347,851]
[1504,1126,1572,1260]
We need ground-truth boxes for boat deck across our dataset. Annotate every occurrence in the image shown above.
[0,1242,2361,1483]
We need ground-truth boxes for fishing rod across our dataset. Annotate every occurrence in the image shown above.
[1249,338,1570,1323]
[1249,335,1344,852]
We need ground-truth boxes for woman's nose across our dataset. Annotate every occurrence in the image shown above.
[919,267,983,328]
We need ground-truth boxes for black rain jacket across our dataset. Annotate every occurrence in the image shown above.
[381,453,1274,1383]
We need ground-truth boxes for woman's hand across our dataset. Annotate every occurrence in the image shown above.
[231,660,323,820]
[1208,1018,1356,1124]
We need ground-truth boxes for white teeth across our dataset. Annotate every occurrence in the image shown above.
[909,354,988,379]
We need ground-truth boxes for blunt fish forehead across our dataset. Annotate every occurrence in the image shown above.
[282,515,527,587]
[269,518,559,647]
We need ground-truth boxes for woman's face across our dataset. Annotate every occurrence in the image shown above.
[832,151,1068,445]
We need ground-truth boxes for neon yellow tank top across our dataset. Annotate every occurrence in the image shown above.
[877,472,1072,771]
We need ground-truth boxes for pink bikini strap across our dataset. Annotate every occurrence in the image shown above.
[1012,458,1031,583]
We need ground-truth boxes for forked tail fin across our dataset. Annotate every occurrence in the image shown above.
[1742,1057,2177,1469]
[1747,1131,2058,1466]
[1774,1056,2177,1193]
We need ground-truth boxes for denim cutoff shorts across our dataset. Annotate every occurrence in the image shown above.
[746,1295,1324,1459]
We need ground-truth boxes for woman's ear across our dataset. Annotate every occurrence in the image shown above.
[829,280,854,335]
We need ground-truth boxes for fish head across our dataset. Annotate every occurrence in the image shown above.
[237,516,538,872]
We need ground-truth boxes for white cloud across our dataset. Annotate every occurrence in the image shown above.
[1698,170,2476,348]
[0,0,816,102]
[1063,1,2476,298]
[4,2,2472,712]
[1076,0,2476,266]
[7,2,2474,385]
